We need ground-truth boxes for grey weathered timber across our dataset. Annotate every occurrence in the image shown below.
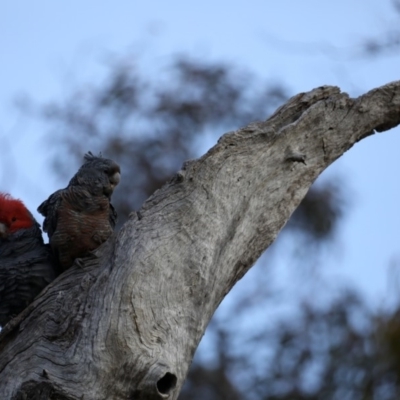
[0,82,399,400]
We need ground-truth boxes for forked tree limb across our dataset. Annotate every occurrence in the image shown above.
[0,82,399,400]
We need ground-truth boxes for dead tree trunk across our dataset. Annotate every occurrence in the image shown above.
[0,82,399,400]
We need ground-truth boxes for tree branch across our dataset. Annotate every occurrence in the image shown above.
[1,81,399,400]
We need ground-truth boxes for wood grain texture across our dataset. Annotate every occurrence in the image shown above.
[0,82,399,400]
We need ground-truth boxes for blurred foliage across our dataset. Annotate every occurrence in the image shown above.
[181,291,400,400]
[362,0,400,57]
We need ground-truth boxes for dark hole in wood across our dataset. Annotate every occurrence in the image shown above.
[157,372,177,395]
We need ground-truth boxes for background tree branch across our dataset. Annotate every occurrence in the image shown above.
[0,81,399,400]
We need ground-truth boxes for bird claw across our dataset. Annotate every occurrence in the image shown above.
[74,258,86,269]
[74,252,99,269]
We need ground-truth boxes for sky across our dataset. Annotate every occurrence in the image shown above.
[0,0,399,312]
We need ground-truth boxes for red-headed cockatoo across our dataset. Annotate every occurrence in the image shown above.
[0,193,57,327]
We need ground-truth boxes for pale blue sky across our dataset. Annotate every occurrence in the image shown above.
[1,0,399,308]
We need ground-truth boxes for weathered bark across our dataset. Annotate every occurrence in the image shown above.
[0,82,399,400]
